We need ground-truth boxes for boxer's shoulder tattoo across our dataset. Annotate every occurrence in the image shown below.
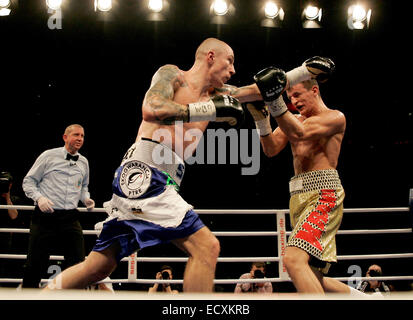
[145,65,189,123]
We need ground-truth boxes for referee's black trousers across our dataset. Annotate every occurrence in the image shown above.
[22,207,85,288]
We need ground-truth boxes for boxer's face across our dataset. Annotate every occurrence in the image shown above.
[287,83,317,117]
[209,46,235,88]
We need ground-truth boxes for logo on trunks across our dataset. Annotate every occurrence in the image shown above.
[118,160,152,199]
[294,189,337,252]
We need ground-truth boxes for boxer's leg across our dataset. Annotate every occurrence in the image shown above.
[173,226,220,292]
[284,246,324,293]
[45,243,119,290]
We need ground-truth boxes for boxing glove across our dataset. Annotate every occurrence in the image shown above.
[302,56,335,83]
[188,95,245,127]
[253,67,288,117]
[287,56,336,86]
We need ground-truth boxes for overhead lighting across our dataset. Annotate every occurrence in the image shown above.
[148,0,163,13]
[146,0,170,21]
[304,5,321,20]
[348,4,371,30]
[261,1,284,28]
[209,0,234,25]
[0,0,11,16]
[212,0,229,16]
[46,0,63,11]
[0,0,10,8]
[95,0,112,12]
[264,1,279,19]
[302,4,322,28]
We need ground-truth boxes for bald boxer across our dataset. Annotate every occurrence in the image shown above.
[45,38,334,292]
[247,78,365,296]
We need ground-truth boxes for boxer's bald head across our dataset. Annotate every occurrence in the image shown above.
[195,38,233,61]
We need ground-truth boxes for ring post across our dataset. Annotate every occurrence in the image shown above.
[276,212,290,280]
[128,252,138,282]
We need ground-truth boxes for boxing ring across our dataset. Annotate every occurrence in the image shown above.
[1,189,413,299]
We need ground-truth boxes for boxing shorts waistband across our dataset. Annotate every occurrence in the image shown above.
[111,138,186,200]
[129,138,185,187]
[289,169,342,195]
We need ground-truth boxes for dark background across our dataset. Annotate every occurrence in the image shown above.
[0,0,412,292]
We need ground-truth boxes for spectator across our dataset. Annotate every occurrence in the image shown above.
[148,265,179,294]
[0,171,22,286]
[0,171,18,219]
[356,264,391,296]
[234,262,273,293]
[21,124,95,288]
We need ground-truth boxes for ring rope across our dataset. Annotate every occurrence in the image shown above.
[0,205,410,214]
[2,253,413,262]
[2,275,413,285]
[1,228,411,236]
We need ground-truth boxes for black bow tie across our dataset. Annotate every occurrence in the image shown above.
[66,154,79,161]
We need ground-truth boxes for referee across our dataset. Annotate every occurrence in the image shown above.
[22,124,95,288]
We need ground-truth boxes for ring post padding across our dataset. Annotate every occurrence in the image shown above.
[128,252,138,281]
[276,212,289,281]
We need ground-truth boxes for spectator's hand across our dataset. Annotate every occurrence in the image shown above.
[38,196,54,213]
[155,272,162,280]
[241,283,251,292]
[84,198,95,211]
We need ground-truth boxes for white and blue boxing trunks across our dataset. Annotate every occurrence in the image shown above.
[93,138,205,262]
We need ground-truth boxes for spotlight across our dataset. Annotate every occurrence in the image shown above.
[0,0,11,16]
[261,1,284,28]
[148,0,163,13]
[304,5,321,20]
[146,0,169,21]
[347,4,371,30]
[46,0,63,11]
[264,1,279,19]
[302,3,322,28]
[209,0,234,25]
[95,0,112,12]
[0,0,10,8]
[212,0,229,16]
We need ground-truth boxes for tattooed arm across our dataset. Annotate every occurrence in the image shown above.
[214,83,262,103]
[142,64,189,124]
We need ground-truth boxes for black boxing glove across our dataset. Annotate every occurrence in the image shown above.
[253,67,288,117]
[303,56,335,83]
[188,95,245,127]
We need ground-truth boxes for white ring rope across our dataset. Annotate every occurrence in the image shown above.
[1,228,412,236]
[0,205,410,213]
[1,204,412,286]
[2,275,413,285]
[2,253,413,262]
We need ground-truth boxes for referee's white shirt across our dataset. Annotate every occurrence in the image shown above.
[23,146,91,210]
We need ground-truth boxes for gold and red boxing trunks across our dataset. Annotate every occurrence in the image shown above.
[288,169,345,274]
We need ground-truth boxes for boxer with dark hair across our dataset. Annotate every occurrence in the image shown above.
[248,68,366,296]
